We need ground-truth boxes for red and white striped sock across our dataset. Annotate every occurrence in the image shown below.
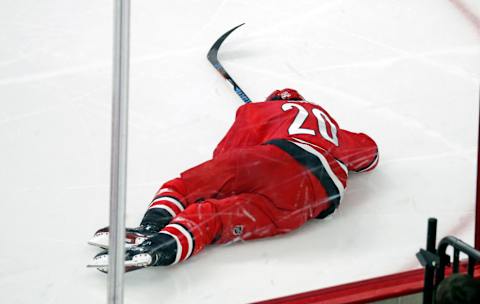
[148,187,186,218]
[159,223,195,264]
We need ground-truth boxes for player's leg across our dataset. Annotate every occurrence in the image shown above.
[90,144,329,249]
[140,177,189,229]
[89,177,194,249]
[138,149,247,232]
[127,193,284,267]
[135,147,260,236]
[142,143,329,247]
[88,163,232,249]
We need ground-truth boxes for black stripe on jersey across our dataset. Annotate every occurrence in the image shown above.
[265,139,341,218]
[174,222,196,259]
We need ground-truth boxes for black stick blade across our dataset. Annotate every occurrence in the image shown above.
[207,23,251,103]
[207,23,245,63]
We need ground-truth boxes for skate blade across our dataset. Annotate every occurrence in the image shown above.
[86,263,108,274]
[87,254,109,273]
[88,232,109,249]
[86,253,153,273]
[88,233,142,250]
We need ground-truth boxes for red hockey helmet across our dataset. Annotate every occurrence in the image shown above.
[266,88,304,101]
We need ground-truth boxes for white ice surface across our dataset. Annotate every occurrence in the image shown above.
[0,0,479,303]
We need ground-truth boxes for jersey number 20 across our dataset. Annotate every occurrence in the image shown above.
[281,103,339,146]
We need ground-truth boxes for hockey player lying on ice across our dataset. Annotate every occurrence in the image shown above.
[88,88,379,272]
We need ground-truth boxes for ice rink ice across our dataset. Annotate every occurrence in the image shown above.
[1,0,479,303]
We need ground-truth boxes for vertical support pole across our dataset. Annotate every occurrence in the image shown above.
[476,86,480,249]
[423,218,437,304]
[467,258,475,276]
[452,249,459,273]
[109,0,130,303]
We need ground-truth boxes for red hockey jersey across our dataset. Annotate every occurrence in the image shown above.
[142,99,379,257]
[213,100,379,179]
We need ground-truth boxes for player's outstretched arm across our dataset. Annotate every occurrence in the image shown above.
[335,129,379,173]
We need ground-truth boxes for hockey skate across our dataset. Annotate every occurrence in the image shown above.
[88,224,160,249]
[87,233,177,273]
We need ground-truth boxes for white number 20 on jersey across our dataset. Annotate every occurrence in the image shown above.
[281,103,339,146]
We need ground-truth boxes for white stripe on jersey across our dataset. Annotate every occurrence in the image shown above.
[168,224,194,260]
[291,136,348,175]
[157,188,174,195]
[150,196,185,211]
[149,205,176,217]
[336,160,348,175]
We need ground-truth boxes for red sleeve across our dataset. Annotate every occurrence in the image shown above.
[334,130,379,173]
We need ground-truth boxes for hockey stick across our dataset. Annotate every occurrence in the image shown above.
[207,23,251,103]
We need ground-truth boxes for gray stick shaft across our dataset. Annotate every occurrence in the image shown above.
[108,0,130,303]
